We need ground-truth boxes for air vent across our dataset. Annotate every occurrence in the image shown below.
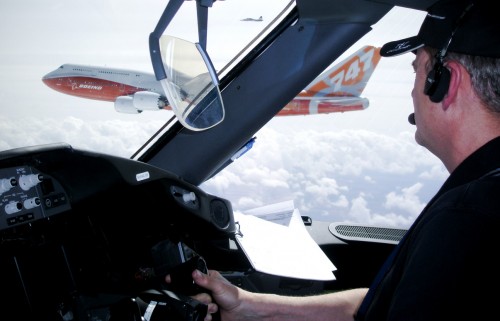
[329,223,407,244]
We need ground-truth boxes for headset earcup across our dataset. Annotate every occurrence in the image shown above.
[426,66,450,103]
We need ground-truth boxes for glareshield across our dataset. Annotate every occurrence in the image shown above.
[159,35,224,131]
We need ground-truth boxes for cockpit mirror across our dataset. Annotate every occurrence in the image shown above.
[149,0,224,131]
[159,35,224,131]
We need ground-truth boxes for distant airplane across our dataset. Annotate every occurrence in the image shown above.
[241,16,263,22]
[42,45,380,116]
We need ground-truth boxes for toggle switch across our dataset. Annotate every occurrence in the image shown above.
[182,191,196,203]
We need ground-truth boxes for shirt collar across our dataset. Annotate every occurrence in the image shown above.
[436,136,500,199]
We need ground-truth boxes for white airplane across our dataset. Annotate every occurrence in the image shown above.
[42,45,381,117]
[241,16,263,21]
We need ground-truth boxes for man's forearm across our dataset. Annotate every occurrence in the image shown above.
[241,288,368,321]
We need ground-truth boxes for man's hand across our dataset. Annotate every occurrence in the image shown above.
[166,268,251,321]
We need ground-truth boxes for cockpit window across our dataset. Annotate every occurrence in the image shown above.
[0,0,293,157]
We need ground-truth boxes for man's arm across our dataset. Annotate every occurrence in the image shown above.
[191,269,368,321]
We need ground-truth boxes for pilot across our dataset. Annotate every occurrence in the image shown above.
[169,0,500,320]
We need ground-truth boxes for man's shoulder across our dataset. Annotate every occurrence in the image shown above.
[436,169,500,214]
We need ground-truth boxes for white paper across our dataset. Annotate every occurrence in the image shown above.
[234,200,336,281]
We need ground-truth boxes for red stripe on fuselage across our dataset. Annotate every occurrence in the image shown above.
[278,98,364,116]
[42,76,146,102]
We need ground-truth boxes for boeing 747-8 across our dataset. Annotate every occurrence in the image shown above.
[42,46,380,116]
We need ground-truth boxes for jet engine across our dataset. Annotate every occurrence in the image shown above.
[115,96,141,114]
[114,91,167,114]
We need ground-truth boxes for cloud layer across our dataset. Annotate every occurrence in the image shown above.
[0,113,447,229]
[202,125,448,228]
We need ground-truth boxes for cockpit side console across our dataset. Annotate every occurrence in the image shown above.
[0,143,242,320]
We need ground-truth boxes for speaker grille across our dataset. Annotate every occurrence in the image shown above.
[210,199,230,229]
[329,223,407,244]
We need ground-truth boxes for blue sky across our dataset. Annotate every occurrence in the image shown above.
[0,1,447,228]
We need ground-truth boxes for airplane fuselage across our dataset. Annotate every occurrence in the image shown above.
[42,47,377,116]
[42,66,367,116]
[42,64,163,102]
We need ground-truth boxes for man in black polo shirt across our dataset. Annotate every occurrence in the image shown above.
[169,0,500,320]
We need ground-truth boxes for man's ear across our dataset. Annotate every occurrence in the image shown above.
[441,61,462,109]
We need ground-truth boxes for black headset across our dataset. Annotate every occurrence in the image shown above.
[424,2,474,103]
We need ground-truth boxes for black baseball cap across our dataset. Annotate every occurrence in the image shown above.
[380,0,500,58]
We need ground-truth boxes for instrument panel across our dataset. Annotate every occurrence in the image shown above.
[0,143,236,238]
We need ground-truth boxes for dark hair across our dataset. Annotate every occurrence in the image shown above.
[425,47,500,113]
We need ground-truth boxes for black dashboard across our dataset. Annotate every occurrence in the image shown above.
[0,143,243,320]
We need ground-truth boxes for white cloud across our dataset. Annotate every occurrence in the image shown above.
[202,125,445,228]
[420,163,448,180]
[384,182,426,216]
[0,116,164,158]
[347,194,371,223]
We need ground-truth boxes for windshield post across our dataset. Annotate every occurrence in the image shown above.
[196,0,215,51]
[149,0,184,81]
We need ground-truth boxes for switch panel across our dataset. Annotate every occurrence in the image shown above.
[0,166,70,230]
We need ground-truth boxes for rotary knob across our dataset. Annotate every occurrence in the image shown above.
[18,174,43,191]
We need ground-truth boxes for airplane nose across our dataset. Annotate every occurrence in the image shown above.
[42,69,56,81]
[41,74,52,86]
[41,67,63,89]
[41,71,60,90]
[42,65,65,82]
